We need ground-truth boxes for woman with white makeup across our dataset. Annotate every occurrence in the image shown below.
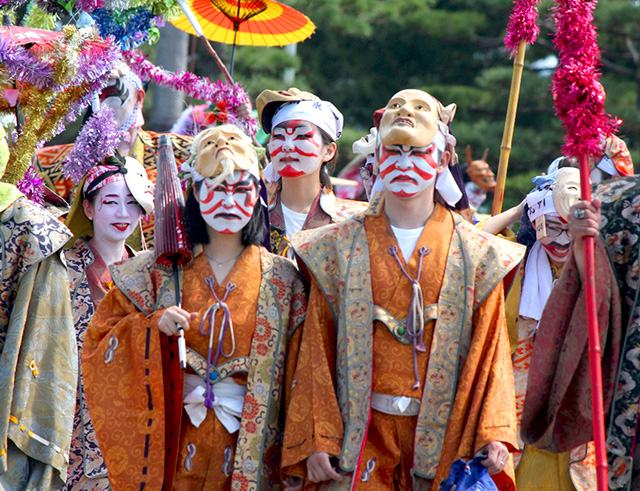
[62,155,154,490]
[256,88,368,257]
[80,125,306,490]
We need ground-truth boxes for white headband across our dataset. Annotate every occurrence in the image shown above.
[526,187,557,223]
[271,99,344,141]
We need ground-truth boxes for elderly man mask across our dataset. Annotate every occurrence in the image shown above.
[376,89,459,201]
[185,125,260,234]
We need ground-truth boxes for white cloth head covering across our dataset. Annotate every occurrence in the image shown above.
[518,241,553,322]
[271,99,344,141]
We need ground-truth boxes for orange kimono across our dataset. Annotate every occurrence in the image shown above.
[81,246,306,490]
[283,200,525,490]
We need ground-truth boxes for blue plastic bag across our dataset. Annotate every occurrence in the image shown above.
[439,456,498,491]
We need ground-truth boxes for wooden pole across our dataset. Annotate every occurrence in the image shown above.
[578,153,609,490]
[491,40,526,216]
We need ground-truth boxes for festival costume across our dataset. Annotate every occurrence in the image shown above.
[504,167,595,490]
[63,238,134,491]
[269,185,368,256]
[0,192,77,489]
[257,87,368,256]
[282,196,525,490]
[81,246,305,489]
[522,175,640,490]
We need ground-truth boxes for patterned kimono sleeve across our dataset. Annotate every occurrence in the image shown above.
[435,283,518,490]
[282,280,344,475]
[80,288,167,490]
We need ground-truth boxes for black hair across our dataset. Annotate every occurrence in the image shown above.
[82,155,127,204]
[184,178,266,247]
[516,202,537,248]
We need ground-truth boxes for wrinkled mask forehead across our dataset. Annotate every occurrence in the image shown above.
[194,126,258,179]
[379,89,441,147]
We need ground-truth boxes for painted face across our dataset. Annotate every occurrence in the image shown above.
[379,89,440,147]
[194,126,258,180]
[268,120,324,178]
[85,180,143,243]
[378,143,439,198]
[196,170,259,234]
[100,75,144,154]
[539,214,571,263]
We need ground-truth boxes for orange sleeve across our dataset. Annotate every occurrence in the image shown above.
[435,282,518,490]
[281,279,344,474]
[81,288,167,490]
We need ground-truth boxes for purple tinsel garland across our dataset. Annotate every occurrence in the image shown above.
[62,106,126,183]
[16,165,45,205]
[0,35,55,89]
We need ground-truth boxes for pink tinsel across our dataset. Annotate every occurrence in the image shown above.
[504,0,541,55]
[552,0,619,159]
[122,50,257,137]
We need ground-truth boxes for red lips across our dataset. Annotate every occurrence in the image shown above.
[112,223,129,232]
[279,165,305,178]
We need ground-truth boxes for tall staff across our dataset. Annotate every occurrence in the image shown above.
[492,0,541,216]
[552,0,619,488]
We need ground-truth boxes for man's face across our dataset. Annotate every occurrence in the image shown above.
[539,214,571,263]
[268,120,324,178]
[195,170,258,234]
[194,126,257,179]
[378,143,440,198]
[379,89,440,147]
[100,75,144,155]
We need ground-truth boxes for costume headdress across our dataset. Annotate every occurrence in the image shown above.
[182,124,260,188]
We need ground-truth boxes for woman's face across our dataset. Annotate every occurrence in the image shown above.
[83,180,143,243]
[268,120,333,179]
[539,213,571,263]
[195,170,259,234]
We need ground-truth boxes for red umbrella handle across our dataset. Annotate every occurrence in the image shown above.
[578,153,609,490]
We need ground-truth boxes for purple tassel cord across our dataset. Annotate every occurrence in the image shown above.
[388,246,430,390]
[199,279,237,409]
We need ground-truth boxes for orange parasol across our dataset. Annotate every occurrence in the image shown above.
[172,0,315,75]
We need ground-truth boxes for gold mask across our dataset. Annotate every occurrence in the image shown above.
[191,125,259,186]
[379,89,442,147]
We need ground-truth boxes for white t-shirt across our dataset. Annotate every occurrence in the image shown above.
[390,225,425,263]
[281,203,308,239]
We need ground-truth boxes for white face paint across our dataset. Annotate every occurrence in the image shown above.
[539,214,571,263]
[85,180,143,243]
[268,120,324,178]
[378,143,439,198]
[196,170,259,234]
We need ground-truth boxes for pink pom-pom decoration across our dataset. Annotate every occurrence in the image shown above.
[551,0,620,159]
[504,0,541,55]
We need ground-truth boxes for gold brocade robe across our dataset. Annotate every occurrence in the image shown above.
[268,186,368,257]
[283,200,525,490]
[81,246,306,490]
